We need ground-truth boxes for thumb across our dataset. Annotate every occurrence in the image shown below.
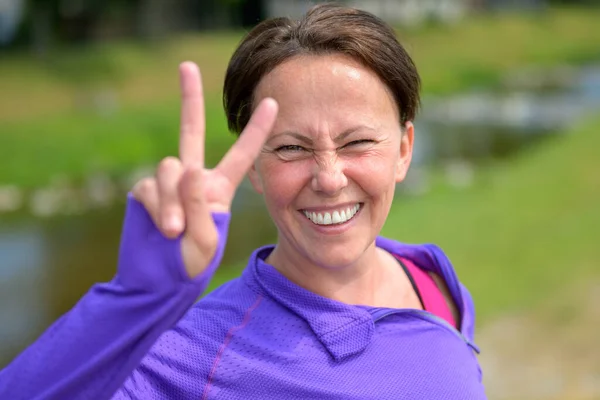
[179,166,218,277]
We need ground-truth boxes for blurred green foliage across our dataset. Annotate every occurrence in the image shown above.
[0,95,233,187]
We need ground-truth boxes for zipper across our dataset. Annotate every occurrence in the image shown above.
[371,308,480,354]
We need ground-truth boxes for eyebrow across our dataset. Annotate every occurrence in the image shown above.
[270,126,374,145]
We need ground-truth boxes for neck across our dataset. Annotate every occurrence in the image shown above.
[265,237,404,307]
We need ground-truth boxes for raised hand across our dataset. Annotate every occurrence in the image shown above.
[132,62,278,278]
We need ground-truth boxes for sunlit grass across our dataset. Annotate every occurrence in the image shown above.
[0,32,240,121]
[404,7,600,93]
[0,93,235,187]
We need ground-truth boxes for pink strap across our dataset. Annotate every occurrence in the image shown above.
[397,257,457,328]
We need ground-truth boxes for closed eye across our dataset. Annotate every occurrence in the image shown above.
[342,139,375,148]
[275,145,307,153]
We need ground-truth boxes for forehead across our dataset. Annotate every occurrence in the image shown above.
[254,54,399,129]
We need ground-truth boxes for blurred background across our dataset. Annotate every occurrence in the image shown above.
[0,0,599,398]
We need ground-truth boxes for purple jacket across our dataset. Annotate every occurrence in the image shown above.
[0,196,486,399]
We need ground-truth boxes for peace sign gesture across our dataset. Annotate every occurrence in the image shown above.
[132,62,278,278]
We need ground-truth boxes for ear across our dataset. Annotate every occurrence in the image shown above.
[395,121,414,183]
[248,161,264,194]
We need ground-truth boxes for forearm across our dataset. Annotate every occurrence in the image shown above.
[0,196,230,400]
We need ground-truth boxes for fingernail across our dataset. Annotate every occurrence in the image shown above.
[167,216,183,232]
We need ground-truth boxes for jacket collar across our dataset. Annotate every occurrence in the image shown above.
[241,238,468,360]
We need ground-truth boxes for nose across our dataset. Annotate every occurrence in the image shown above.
[311,152,348,196]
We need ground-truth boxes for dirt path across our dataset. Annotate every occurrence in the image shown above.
[478,280,600,400]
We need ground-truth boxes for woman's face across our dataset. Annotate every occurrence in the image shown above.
[250,54,414,269]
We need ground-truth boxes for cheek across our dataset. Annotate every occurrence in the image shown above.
[348,152,398,196]
[259,159,309,210]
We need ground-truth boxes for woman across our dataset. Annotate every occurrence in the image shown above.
[0,4,485,399]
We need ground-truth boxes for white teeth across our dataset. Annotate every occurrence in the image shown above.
[303,204,361,226]
[331,211,341,224]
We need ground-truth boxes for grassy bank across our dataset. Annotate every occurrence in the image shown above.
[1,7,600,188]
[0,95,234,187]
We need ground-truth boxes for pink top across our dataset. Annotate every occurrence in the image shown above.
[397,257,457,329]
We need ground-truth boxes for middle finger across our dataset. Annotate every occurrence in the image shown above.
[156,156,185,238]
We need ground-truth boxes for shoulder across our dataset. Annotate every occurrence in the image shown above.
[182,277,265,338]
[378,237,477,340]
[421,243,478,340]
[120,278,264,397]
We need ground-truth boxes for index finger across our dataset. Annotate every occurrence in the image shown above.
[215,98,278,188]
[178,61,205,167]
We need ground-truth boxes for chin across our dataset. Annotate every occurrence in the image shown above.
[274,210,378,269]
[301,238,370,270]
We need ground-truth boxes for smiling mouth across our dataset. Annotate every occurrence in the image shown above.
[301,203,362,226]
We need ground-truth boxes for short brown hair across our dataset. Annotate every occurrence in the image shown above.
[223,2,421,134]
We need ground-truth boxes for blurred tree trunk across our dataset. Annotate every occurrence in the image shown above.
[196,0,237,30]
[468,0,487,10]
[136,0,192,39]
[240,0,264,27]
[30,2,53,57]
[136,0,168,39]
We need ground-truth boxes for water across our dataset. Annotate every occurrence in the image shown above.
[1,64,600,367]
